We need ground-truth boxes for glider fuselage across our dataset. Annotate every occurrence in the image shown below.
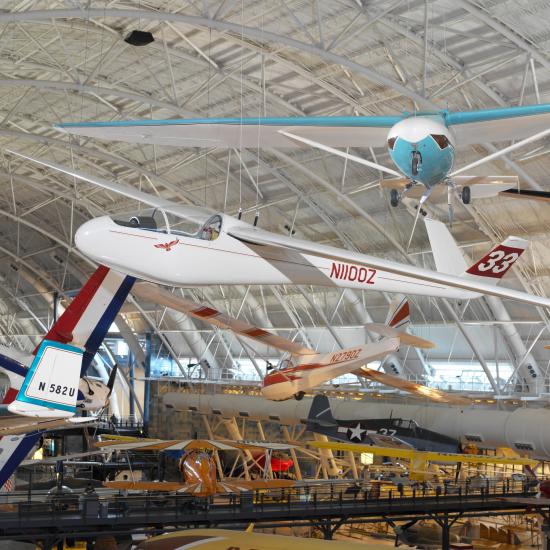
[261,338,399,401]
[75,213,476,300]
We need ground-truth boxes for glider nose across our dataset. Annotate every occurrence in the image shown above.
[75,216,113,261]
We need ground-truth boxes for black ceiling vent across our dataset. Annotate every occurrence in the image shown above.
[124,30,155,47]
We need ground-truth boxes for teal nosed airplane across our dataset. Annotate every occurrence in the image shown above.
[56,103,550,221]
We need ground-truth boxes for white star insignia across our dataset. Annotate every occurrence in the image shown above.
[348,423,366,441]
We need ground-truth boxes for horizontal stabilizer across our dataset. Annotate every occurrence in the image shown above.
[8,340,83,418]
[365,323,435,349]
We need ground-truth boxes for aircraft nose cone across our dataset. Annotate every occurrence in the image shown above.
[75,216,112,261]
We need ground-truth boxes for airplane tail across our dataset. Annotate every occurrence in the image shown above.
[0,432,42,489]
[365,296,435,349]
[41,265,136,375]
[424,217,527,285]
[385,294,410,331]
[462,237,528,284]
[306,395,337,436]
[8,340,83,418]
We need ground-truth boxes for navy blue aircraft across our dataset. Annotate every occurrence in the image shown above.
[306,395,460,453]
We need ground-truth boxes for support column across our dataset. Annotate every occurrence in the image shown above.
[143,332,151,430]
[282,426,302,480]
[441,513,450,550]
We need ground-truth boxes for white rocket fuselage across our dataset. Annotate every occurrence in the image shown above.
[163,392,550,458]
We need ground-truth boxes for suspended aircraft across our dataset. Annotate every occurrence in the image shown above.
[134,282,468,404]
[7,151,550,312]
[95,437,297,495]
[0,264,135,487]
[56,103,550,219]
[308,440,537,483]
[306,395,460,453]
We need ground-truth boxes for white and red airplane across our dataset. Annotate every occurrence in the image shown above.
[0,265,135,488]
[8,150,546,310]
[135,282,467,404]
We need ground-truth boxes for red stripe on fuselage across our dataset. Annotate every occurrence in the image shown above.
[34,265,110,353]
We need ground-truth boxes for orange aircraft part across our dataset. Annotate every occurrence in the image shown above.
[179,450,217,493]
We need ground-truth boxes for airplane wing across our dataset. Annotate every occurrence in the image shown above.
[95,437,297,453]
[133,282,317,356]
[226,225,550,309]
[56,104,550,148]
[499,188,550,203]
[6,150,214,226]
[446,104,550,146]
[56,115,401,148]
[308,440,538,466]
[356,367,471,406]
[0,415,95,436]
[95,438,237,452]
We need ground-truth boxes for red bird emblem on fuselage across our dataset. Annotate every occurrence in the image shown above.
[154,239,180,252]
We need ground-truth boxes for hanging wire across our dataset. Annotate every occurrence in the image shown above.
[238,0,245,214]
[253,6,266,227]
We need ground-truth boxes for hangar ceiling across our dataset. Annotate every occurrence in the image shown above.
[0,0,549,398]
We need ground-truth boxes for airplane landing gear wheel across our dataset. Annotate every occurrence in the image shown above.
[294,391,305,401]
[462,185,471,204]
[411,151,422,176]
[390,189,400,207]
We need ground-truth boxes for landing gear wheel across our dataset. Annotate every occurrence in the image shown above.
[411,151,422,176]
[462,186,471,205]
[294,391,305,401]
[390,189,400,207]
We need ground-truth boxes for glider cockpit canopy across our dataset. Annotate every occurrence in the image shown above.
[112,208,223,241]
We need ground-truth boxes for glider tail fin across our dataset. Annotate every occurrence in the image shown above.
[424,217,527,285]
[462,237,528,285]
[8,340,83,419]
[365,296,435,349]
[385,294,410,332]
[424,217,467,276]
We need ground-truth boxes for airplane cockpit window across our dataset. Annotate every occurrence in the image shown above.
[279,358,294,370]
[112,209,213,239]
[198,215,222,241]
[113,208,166,231]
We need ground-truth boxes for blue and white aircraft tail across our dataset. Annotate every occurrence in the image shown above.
[0,265,135,489]
[7,340,83,419]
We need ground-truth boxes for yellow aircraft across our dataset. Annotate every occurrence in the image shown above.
[137,528,392,549]
[96,437,297,495]
[309,440,537,482]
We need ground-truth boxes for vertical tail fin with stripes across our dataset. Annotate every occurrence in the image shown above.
[8,340,83,418]
[462,237,528,285]
[424,217,528,285]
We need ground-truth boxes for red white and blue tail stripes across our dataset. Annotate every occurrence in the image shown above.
[0,266,134,488]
